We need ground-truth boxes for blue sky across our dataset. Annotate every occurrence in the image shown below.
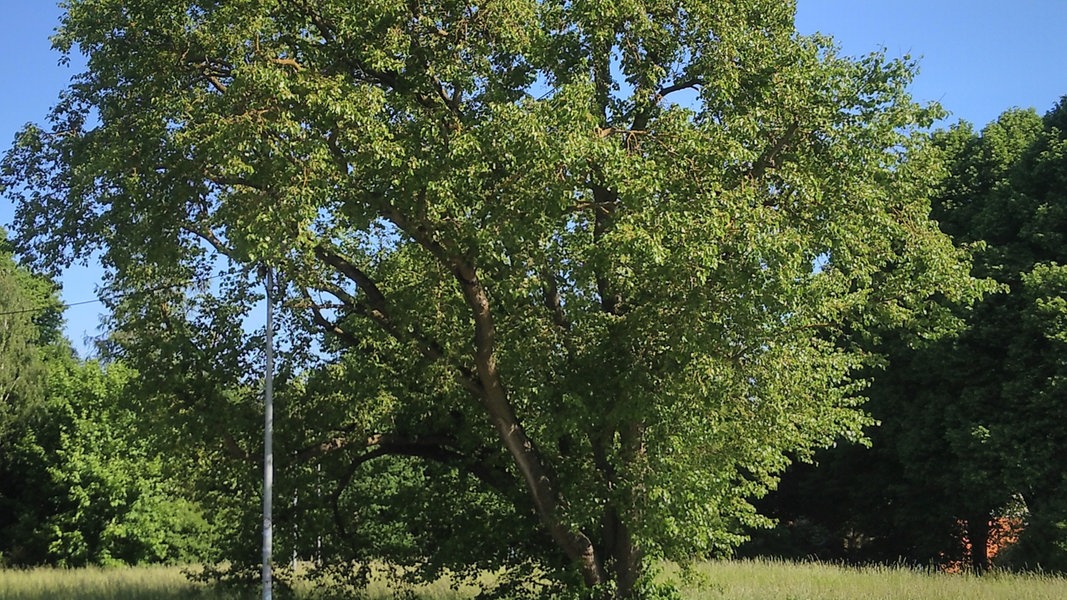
[795,1,1067,127]
[2,1,1066,354]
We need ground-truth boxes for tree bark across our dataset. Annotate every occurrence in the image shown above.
[452,260,607,588]
[601,507,644,599]
[967,514,991,574]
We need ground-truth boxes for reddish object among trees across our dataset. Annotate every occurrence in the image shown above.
[943,517,1024,573]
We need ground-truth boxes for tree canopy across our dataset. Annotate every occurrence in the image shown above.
[0,231,61,437]
[2,1,983,597]
[742,98,1067,575]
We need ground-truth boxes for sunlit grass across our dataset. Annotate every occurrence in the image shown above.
[2,559,1066,599]
[0,565,207,600]
[0,564,476,600]
[666,559,1067,600]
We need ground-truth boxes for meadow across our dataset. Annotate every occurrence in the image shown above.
[1,559,1065,600]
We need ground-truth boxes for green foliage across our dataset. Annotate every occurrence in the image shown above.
[0,231,61,437]
[745,97,1067,573]
[928,99,1067,571]
[0,357,215,567]
[2,1,984,596]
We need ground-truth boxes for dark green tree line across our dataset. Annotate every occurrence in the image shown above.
[745,98,1067,574]
[0,230,59,437]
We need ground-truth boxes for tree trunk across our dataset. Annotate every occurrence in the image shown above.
[602,508,644,599]
[967,514,990,574]
[594,420,646,599]
[453,261,606,588]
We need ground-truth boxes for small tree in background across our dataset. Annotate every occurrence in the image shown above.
[0,237,213,567]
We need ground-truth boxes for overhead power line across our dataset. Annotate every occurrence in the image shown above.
[0,272,229,318]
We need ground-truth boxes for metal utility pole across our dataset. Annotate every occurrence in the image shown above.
[262,266,274,600]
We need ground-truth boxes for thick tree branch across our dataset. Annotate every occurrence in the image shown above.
[182,222,237,260]
[371,186,604,583]
[431,75,463,115]
[541,267,570,330]
[370,433,515,496]
[591,182,623,316]
[380,202,458,266]
[314,246,391,317]
[300,287,364,348]
[294,1,401,90]
[306,251,484,398]
[269,57,303,71]
[748,122,800,182]
[314,244,450,362]
[450,260,605,586]
[329,433,520,545]
[656,77,702,100]
[222,432,251,461]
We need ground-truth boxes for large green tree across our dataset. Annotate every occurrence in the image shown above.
[3,1,981,597]
[934,101,1067,570]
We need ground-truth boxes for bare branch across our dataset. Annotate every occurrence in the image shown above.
[269,57,304,71]
[656,78,702,100]
[206,75,227,94]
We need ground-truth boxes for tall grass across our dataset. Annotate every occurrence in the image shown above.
[0,565,206,600]
[669,559,1067,600]
[0,564,474,600]
[2,560,1065,600]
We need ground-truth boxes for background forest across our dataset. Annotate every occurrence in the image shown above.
[743,101,1067,574]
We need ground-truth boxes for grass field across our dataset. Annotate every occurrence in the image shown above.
[675,560,1067,600]
[1,560,1065,600]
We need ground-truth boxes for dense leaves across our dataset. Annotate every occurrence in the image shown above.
[0,231,60,437]
[3,1,983,597]
[0,355,216,567]
[746,98,1067,574]
[0,238,213,567]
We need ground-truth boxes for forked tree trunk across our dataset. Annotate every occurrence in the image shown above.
[594,421,646,599]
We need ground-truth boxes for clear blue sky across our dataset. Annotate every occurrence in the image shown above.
[2,1,1066,354]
